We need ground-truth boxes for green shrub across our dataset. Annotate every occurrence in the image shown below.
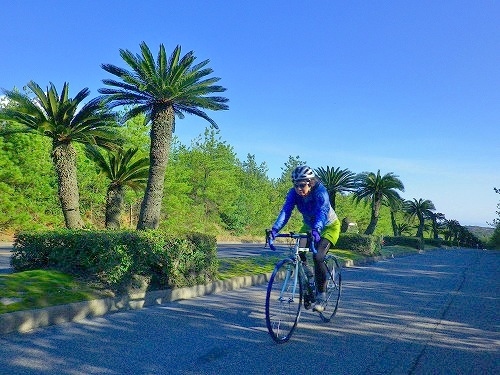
[11,230,218,292]
[423,238,443,248]
[336,233,381,256]
[383,236,423,250]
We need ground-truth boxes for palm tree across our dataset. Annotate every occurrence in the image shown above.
[444,219,462,245]
[383,195,405,236]
[404,198,436,238]
[85,146,149,229]
[315,166,356,210]
[353,170,405,235]
[429,212,445,239]
[0,82,118,229]
[99,42,229,229]
[396,222,413,236]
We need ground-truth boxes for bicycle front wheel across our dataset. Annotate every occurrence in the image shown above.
[320,254,342,323]
[265,258,302,343]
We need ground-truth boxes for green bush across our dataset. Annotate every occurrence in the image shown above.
[423,238,444,248]
[336,233,381,256]
[11,230,218,292]
[383,236,423,250]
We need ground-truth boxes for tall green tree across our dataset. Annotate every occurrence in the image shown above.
[85,146,149,229]
[404,198,436,238]
[0,82,118,229]
[238,153,274,233]
[99,42,229,229]
[353,170,405,235]
[315,166,356,210]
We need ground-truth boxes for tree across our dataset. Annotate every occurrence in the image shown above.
[278,156,306,182]
[353,170,405,235]
[404,198,436,238]
[395,222,413,236]
[99,42,229,229]
[383,195,405,236]
[428,212,445,239]
[85,146,149,229]
[444,219,461,244]
[0,82,118,229]
[315,166,356,210]
[488,188,500,249]
[488,187,500,227]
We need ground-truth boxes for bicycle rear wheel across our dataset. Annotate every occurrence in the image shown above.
[265,258,302,343]
[320,254,342,323]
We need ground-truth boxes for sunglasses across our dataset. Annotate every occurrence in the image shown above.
[294,182,309,189]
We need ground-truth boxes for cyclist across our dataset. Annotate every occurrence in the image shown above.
[269,165,340,312]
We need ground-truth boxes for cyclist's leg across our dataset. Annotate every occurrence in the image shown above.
[313,219,341,291]
[313,238,331,293]
[312,220,340,312]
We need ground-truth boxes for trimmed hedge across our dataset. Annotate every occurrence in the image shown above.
[424,238,444,248]
[336,233,381,256]
[383,236,423,250]
[11,230,218,292]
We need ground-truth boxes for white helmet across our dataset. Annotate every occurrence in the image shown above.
[291,165,315,182]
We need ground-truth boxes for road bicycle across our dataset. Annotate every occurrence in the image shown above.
[264,231,342,343]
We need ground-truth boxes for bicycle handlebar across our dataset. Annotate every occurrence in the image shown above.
[265,230,317,254]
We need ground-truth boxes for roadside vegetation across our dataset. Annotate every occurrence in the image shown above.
[1,244,426,314]
[0,41,498,315]
[1,41,495,248]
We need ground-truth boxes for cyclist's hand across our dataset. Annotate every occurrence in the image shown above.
[270,228,278,240]
[311,229,321,243]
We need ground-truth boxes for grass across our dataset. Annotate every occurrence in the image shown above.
[1,245,418,314]
[218,254,281,280]
[0,270,106,314]
[379,245,422,257]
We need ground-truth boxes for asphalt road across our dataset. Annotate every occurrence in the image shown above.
[0,242,13,274]
[0,248,498,374]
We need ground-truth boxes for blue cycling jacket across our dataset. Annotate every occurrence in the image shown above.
[272,181,338,233]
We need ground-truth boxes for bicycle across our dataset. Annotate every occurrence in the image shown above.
[264,231,342,343]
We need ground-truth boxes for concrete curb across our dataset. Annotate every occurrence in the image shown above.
[0,249,425,335]
[0,273,271,335]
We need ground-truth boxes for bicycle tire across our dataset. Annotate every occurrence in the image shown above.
[265,258,302,343]
[320,254,342,323]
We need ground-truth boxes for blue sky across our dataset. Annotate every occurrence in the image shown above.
[1,1,499,227]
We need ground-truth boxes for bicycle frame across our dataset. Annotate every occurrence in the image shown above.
[265,231,315,302]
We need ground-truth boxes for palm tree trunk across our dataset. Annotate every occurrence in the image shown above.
[432,219,439,239]
[330,192,337,211]
[137,104,174,229]
[416,215,425,238]
[106,185,124,229]
[390,211,399,236]
[52,142,84,229]
[364,197,380,235]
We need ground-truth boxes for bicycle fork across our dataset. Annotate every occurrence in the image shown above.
[279,260,301,303]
